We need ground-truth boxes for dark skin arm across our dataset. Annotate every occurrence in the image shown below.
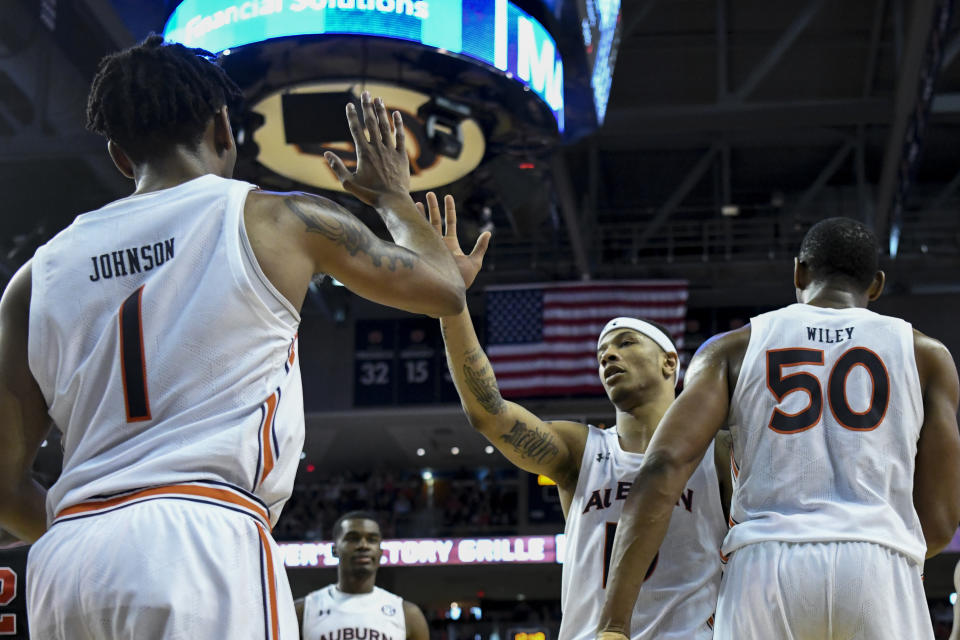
[912,330,960,556]
[403,600,429,640]
[597,327,749,636]
[440,305,587,505]
[429,195,586,507]
[0,262,52,543]
[713,430,734,523]
[244,91,464,318]
[245,190,463,317]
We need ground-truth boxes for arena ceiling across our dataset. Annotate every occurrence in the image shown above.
[1,0,959,299]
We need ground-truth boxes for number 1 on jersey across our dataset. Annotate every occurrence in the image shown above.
[118,286,151,422]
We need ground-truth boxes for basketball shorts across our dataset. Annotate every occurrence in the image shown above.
[27,487,297,639]
[715,540,933,640]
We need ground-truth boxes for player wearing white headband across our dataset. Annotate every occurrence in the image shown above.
[596,318,681,386]
[423,192,732,640]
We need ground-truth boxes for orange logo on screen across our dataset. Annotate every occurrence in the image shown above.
[253,82,485,191]
[514,633,546,640]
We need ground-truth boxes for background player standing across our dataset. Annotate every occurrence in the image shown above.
[0,36,464,639]
[296,512,429,640]
[598,217,960,640]
[424,193,731,639]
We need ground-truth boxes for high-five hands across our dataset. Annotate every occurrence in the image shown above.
[325,91,409,206]
[416,192,491,290]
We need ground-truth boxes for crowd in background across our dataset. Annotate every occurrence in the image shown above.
[274,467,519,540]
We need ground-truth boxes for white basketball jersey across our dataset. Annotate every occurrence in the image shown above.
[724,303,926,564]
[302,585,406,640]
[559,426,726,640]
[28,175,304,526]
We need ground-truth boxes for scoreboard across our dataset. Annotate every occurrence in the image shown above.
[354,318,466,406]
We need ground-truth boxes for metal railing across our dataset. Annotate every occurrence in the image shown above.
[479,209,959,277]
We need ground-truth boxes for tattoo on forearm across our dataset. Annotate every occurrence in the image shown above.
[284,197,414,270]
[462,348,506,414]
[500,420,560,464]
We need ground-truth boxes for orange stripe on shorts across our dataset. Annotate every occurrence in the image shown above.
[257,524,280,640]
[56,484,270,527]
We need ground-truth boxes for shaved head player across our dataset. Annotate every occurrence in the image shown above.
[599,217,960,640]
[296,512,428,640]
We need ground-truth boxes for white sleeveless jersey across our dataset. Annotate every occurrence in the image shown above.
[28,174,304,526]
[724,303,926,564]
[302,585,406,640]
[559,426,726,640]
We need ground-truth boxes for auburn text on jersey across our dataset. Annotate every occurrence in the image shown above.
[583,480,695,514]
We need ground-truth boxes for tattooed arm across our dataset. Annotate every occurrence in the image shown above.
[242,190,464,317]
[440,307,587,490]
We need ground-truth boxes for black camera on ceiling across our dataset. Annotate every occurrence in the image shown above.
[418,96,471,160]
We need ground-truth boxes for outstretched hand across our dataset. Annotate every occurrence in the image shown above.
[416,192,490,290]
[325,91,409,206]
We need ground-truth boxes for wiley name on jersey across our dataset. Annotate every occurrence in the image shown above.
[805,325,855,343]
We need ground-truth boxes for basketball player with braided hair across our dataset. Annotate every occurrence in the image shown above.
[0,35,464,638]
[598,217,960,640]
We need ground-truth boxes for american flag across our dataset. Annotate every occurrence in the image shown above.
[485,281,688,398]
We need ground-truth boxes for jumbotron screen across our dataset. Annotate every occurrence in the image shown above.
[163,0,564,130]
[576,0,621,125]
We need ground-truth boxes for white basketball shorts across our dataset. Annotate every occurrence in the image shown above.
[715,540,932,640]
[27,484,297,639]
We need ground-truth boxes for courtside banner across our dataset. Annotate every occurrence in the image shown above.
[281,534,565,567]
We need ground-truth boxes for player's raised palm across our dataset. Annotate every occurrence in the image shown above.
[417,192,491,290]
[325,91,410,206]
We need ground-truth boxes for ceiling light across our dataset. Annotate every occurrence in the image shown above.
[721,204,739,217]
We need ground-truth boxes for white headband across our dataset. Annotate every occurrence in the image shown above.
[597,317,677,355]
